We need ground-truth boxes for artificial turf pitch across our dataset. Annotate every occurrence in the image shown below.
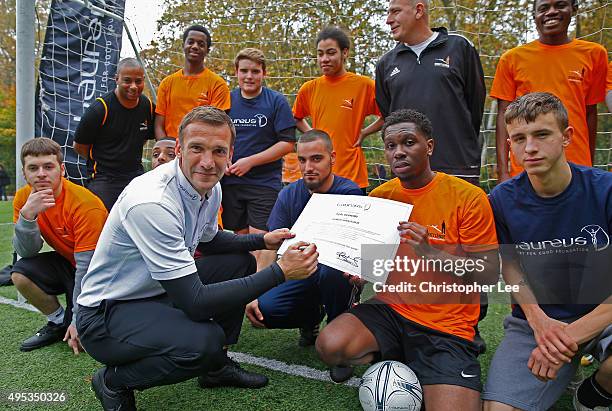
[0,201,580,410]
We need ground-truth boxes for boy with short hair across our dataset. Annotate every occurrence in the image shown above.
[12,137,107,353]
[223,48,296,270]
[154,24,230,140]
[483,92,611,411]
[491,0,608,182]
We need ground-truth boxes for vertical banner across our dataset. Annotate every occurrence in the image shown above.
[34,0,126,183]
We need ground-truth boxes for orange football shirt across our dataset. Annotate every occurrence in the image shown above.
[293,72,380,188]
[13,178,108,266]
[156,68,231,138]
[491,39,608,175]
[282,152,301,184]
[369,173,498,341]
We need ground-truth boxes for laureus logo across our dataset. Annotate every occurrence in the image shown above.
[580,225,610,251]
[232,114,268,127]
[254,113,268,127]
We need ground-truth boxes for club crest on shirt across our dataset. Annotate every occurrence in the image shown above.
[434,56,450,68]
[427,221,447,241]
[580,225,610,251]
[340,98,354,110]
[567,68,585,83]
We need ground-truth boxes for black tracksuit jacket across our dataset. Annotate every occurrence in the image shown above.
[375,27,486,178]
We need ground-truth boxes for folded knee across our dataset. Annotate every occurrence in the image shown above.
[598,356,612,377]
[10,272,29,288]
[242,252,257,275]
[315,328,350,365]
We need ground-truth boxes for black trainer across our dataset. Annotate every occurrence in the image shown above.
[20,321,67,352]
[329,365,354,383]
[91,367,136,411]
[298,323,320,347]
[198,357,269,389]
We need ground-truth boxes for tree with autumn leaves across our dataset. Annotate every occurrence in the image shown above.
[1,0,50,195]
[139,0,608,100]
[0,0,609,193]
[138,0,608,180]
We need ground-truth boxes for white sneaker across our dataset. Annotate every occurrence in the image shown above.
[572,384,610,411]
[568,368,585,394]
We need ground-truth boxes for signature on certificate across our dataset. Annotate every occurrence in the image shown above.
[336,251,361,267]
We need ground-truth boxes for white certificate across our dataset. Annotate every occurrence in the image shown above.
[277,193,413,279]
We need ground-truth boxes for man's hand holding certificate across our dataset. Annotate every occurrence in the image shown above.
[277,194,413,281]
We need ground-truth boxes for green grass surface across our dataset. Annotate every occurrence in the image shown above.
[0,201,583,410]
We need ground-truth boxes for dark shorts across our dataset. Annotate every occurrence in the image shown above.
[87,171,142,211]
[11,251,75,321]
[221,184,279,231]
[349,299,482,391]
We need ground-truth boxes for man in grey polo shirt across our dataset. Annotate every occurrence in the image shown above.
[77,106,318,411]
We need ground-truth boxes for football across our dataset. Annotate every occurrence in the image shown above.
[358,360,423,411]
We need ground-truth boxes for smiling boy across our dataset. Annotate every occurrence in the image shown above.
[223,48,296,270]
[154,25,231,140]
[491,0,608,182]
[73,58,155,210]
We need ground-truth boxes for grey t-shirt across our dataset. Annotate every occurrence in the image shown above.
[77,160,220,307]
[405,31,439,59]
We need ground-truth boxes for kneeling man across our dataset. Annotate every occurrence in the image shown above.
[12,137,107,353]
[245,129,362,381]
[483,93,611,411]
[77,107,318,410]
[316,109,499,410]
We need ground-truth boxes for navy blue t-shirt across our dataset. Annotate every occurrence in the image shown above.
[268,176,363,230]
[224,87,296,190]
[489,163,612,321]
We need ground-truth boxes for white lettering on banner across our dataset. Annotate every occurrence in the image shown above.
[74,9,120,122]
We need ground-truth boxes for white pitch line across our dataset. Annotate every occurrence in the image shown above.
[0,296,361,388]
[0,296,38,312]
[229,351,361,387]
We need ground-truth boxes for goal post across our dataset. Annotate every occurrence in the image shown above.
[15,0,36,191]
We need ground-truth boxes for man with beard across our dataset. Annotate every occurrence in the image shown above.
[245,129,362,382]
